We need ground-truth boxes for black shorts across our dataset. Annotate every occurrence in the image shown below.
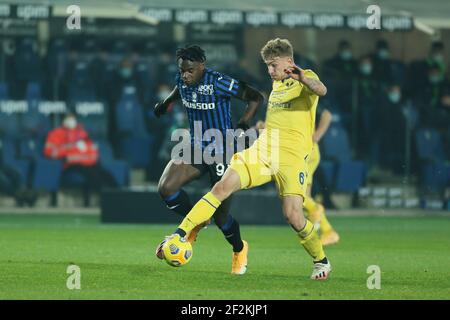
[176,144,233,186]
[174,144,234,222]
[193,160,228,186]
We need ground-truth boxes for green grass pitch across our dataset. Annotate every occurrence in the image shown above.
[0,214,449,299]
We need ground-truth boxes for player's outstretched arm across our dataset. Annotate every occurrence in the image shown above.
[235,82,264,130]
[153,85,181,118]
[285,65,327,97]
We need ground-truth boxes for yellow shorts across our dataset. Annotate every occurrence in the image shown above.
[229,141,309,197]
[306,143,321,186]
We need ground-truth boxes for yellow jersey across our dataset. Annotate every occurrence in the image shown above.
[263,69,320,155]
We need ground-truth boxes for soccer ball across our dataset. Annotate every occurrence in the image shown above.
[162,234,193,267]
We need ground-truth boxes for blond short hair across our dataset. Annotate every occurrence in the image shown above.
[260,38,294,61]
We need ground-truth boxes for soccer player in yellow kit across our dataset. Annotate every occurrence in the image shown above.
[158,38,332,280]
[253,107,340,246]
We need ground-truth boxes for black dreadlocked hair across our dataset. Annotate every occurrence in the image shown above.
[176,45,206,63]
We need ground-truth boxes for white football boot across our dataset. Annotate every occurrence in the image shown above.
[310,260,332,280]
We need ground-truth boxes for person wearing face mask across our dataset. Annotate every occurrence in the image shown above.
[110,57,139,108]
[359,58,373,77]
[379,84,414,173]
[427,41,446,77]
[356,56,380,167]
[44,112,118,206]
[371,40,400,86]
[408,41,447,94]
[413,66,450,129]
[323,40,357,114]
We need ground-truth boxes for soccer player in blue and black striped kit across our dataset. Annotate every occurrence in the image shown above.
[153,45,264,274]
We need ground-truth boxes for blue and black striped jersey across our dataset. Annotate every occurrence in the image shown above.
[176,68,241,152]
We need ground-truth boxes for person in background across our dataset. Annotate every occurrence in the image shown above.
[44,112,117,206]
[371,39,396,86]
[379,83,414,174]
[0,141,38,207]
[408,41,447,95]
[323,40,357,115]
[414,65,450,130]
[110,56,139,108]
[356,55,380,167]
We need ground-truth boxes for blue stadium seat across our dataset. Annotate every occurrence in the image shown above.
[320,125,367,193]
[119,136,153,169]
[0,111,20,139]
[21,108,51,139]
[321,125,352,162]
[97,140,115,161]
[115,86,148,136]
[67,61,96,102]
[26,82,42,101]
[75,102,108,140]
[11,128,62,192]
[97,141,130,186]
[32,158,63,192]
[415,128,446,163]
[8,137,62,190]
[318,160,336,187]
[415,128,449,192]
[421,163,450,193]
[335,161,368,193]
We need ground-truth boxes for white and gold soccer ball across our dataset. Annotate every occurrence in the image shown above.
[162,234,193,267]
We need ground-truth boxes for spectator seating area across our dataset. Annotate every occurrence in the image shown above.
[0,82,139,200]
[1,36,449,206]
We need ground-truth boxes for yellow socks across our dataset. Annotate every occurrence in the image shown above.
[179,192,221,234]
[297,220,326,262]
